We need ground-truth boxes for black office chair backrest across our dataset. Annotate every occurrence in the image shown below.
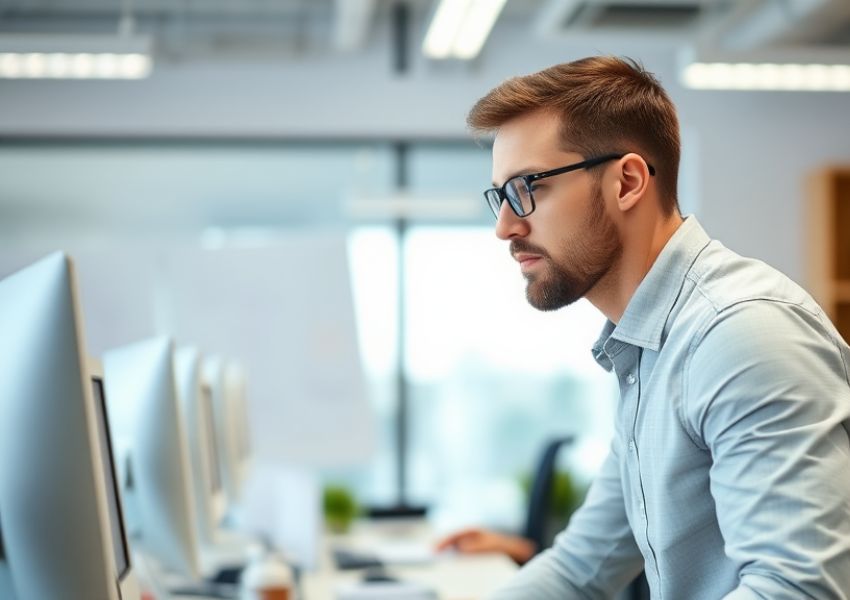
[522,435,575,554]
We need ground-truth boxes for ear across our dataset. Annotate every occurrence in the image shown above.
[613,153,652,213]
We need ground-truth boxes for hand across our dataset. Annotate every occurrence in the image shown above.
[434,528,537,565]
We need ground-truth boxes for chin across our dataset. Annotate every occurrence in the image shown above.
[525,282,579,312]
[524,266,589,311]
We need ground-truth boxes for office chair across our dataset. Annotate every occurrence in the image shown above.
[522,435,575,552]
[628,571,650,600]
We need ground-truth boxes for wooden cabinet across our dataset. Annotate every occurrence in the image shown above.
[807,168,850,343]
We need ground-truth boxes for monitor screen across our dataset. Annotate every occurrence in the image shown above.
[91,377,131,580]
[201,385,223,494]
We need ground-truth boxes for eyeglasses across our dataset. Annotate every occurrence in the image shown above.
[483,153,656,219]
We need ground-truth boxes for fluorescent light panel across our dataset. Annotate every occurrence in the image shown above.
[683,62,850,91]
[0,34,152,79]
[423,0,507,60]
[423,0,469,59]
[0,52,151,79]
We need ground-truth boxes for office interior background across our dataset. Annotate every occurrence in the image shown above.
[2,0,850,549]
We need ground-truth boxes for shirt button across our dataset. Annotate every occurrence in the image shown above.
[626,373,637,385]
[628,440,636,453]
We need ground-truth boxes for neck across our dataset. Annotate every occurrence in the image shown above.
[586,211,684,324]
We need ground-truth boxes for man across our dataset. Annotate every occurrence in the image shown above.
[468,56,850,598]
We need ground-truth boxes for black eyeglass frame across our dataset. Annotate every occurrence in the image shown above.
[484,153,656,219]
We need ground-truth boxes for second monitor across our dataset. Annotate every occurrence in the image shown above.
[103,336,203,580]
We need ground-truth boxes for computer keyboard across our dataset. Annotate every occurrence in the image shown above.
[332,547,384,570]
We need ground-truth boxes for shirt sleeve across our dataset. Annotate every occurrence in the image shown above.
[489,441,644,599]
[686,300,850,599]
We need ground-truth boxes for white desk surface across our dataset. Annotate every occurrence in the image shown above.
[300,519,518,600]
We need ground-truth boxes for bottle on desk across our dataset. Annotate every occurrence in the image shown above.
[240,547,296,600]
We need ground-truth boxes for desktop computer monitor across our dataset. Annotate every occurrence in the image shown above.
[0,252,140,600]
[174,347,227,545]
[103,337,202,579]
[223,361,253,504]
[205,357,252,508]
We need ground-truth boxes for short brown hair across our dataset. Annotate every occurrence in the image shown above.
[468,56,680,215]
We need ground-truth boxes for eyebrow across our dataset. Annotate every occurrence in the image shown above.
[491,167,546,188]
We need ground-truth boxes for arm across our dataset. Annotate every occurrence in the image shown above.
[688,301,850,599]
[489,443,644,600]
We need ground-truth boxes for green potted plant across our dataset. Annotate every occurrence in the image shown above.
[322,484,359,534]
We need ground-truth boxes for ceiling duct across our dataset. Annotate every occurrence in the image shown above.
[535,0,712,39]
[564,2,703,29]
[705,0,850,51]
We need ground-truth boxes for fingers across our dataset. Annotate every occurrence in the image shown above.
[456,534,491,553]
[434,528,482,552]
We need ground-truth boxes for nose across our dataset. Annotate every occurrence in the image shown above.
[495,200,530,241]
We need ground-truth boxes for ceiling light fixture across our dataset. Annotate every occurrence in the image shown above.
[682,62,850,91]
[0,34,152,80]
[423,0,508,60]
[679,47,850,92]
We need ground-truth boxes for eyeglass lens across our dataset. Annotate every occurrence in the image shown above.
[487,178,534,218]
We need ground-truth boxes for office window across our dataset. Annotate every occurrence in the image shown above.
[347,225,618,530]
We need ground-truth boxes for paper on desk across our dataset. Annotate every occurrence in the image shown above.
[336,581,438,600]
[372,542,437,566]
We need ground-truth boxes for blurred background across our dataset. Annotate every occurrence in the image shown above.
[1,0,849,538]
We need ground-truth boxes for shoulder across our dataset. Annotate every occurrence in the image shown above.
[688,241,816,316]
[680,240,840,377]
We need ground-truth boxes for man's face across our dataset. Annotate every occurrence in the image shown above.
[491,110,622,311]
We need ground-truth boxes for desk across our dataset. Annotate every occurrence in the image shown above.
[300,519,518,600]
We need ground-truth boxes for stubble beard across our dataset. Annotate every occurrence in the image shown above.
[521,185,622,311]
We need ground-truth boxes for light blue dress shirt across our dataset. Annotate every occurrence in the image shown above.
[492,216,850,599]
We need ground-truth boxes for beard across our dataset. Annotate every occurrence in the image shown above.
[511,184,622,311]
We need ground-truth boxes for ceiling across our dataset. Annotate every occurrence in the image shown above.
[0,0,849,62]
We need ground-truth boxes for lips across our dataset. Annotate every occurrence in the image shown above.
[514,253,543,270]
[514,252,542,264]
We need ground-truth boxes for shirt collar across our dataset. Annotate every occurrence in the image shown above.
[591,216,711,369]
